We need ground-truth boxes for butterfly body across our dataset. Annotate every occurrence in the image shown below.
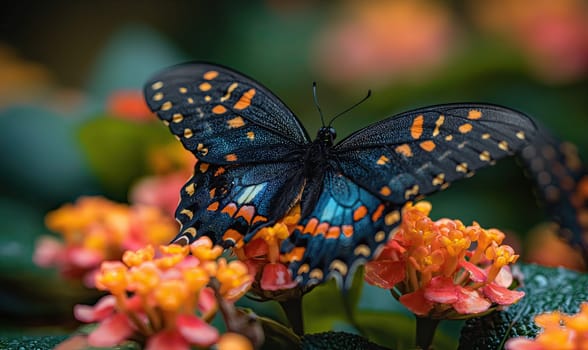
[144,62,538,287]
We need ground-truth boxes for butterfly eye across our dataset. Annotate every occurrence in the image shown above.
[329,127,337,141]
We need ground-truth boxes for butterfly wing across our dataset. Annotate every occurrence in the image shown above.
[517,125,588,256]
[144,62,310,164]
[333,104,538,204]
[143,62,310,245]
[173,160,304,245]
[282,170,402,287]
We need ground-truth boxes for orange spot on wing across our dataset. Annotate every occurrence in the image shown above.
[419,140,436,152]
[222,203,238,217]
[395,144,413,157]
[376,155,390,165]
[458,123,473,134]
[209,188,216,199]
[410,115,424,139]
[215,167,225,176]
[252,215,268,224]
[326,226,341,239]
[199,163,209,172]
[468,110,482,120]
[315,222,330,236]
[199,82,212,91]
[342,225,354,237]
[282,247,305,262]
[304,218,319,234]
[236,205,255,224]
[353,205,368,221]
[371,204,385,222]
[225,154,238,162]
[203,71,219,80]
[212,105,227,114]
[380,186,392,196]
[223,229,244,248]
[207,202,219,211]
[233,89,256,110]
[227,116,245,128]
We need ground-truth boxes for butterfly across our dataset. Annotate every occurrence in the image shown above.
[143,62,538,288]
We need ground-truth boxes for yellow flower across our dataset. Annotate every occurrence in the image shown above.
[95,261,128,296]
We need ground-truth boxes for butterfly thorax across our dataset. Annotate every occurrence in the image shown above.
[303,127,336,176]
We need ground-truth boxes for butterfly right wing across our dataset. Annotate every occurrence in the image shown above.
[517,125,588,256]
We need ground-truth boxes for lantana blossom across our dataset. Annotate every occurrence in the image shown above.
[33,196,177,287]
[365,201,524,318]
[69,239,254,350]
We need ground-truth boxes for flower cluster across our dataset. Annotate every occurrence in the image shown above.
[365,201,524,318]
[506,303,588,349]
[33,196,177,287]
[73,239,253,350]
[232,205,308,300]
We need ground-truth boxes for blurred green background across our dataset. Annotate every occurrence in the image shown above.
[0,0,587,342]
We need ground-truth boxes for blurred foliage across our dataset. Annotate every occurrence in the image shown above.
[0,0,587,348]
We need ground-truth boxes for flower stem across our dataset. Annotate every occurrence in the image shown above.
[415,316,440,350]
[279,297,304,336]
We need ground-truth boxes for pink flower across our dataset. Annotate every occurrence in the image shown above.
[313,0,457,85]
[365,201,524,319]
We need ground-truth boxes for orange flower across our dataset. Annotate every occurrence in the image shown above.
[365,201,524,319]
[231,205,309,301]
[107,89,154,121]
[72,238,253,350]
[34,196,177,287]
[506,303,588,349]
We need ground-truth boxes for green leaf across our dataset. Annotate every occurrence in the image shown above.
[302,331,390,350]
[78,116,174,200]
[355,311,458,350]
[459,263,588,349]
[0,335,68,350]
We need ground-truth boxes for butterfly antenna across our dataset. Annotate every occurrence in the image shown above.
[328,89,372,127]
[313,82,326,127]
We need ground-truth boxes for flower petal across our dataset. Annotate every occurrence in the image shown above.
[216,332,253,350]
[483,283,525,305]
[145,330,190,350]
[198,287,217,316]
[505,337,545,350]
[177,314,220,346]
[87,313,134,347]
[260,263,298,291]
[424,277,459,304]
[33,236,64,267]
[365,260,406,289]
[459,259,487,283]
[399,289,433,316]
[453,286,491,314]
[74,295,116,323]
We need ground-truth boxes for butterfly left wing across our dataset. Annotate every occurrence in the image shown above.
[172,160,305,246]
[144,62,310,165]
[332,104,538,204]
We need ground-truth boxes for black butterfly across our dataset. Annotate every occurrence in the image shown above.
[143,62,537,288]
